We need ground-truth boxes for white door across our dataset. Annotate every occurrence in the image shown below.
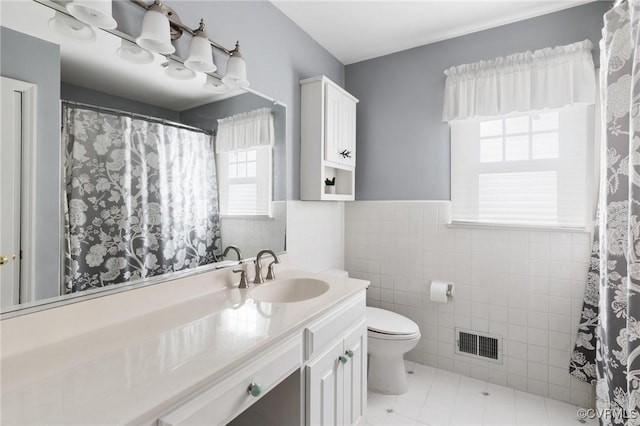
[342,322,367,425]
[306,340,344,426]
[1,77,36,308]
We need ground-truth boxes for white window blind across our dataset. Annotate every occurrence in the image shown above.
[450,105,592,228]
[218,146,272,216]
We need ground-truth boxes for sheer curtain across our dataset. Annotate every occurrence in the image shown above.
[442,39,596,121]
[215,107,274,153]
[62,105,221,293]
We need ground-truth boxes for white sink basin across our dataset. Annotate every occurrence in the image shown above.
[249,278,330,303]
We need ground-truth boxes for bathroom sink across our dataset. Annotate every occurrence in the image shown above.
[249,278,330,303]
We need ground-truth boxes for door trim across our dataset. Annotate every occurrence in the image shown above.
[1,76,37,303]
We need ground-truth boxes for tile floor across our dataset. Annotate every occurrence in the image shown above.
[364,361,597,426]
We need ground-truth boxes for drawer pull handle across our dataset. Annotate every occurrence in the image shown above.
[247,382,262,397]
[345,349,353,358]
[339,355,348,364]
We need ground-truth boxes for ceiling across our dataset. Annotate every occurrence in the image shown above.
[270,0,596,65]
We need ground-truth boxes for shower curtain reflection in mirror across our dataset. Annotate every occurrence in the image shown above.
[62,105,222,294]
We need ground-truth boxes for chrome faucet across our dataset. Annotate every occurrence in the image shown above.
[223,245,243,261]
[253,250,280,284]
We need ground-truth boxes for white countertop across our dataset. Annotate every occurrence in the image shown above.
[0,270,368,425]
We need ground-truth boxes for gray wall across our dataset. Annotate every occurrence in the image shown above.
[61,83,180,121]
[112,0,345,200]
[0,27,61,299]
[345,2,610,200]
[181,93,287,201]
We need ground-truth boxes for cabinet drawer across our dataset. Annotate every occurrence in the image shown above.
[304,294,366,361]
[158,337,302,426]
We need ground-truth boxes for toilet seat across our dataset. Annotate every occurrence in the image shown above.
[368,329,421,341]
[366,307,420,340]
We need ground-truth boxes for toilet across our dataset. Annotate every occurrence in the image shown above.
[367,307,421,395]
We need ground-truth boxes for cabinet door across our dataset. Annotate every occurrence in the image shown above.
[306,340,344,426]
[324,84,343,165]
[339,96,356,168]
[342,322,367,425]
[324,84,357,168]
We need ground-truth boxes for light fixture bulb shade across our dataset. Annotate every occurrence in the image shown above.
[116,39,155,64]
[48,12,96,43]
[136,7,175,54]
[222,55,249,88]
[65,0,117,30]
[164,62,196,80]
[185,33,216,73]
[203,76,229,94]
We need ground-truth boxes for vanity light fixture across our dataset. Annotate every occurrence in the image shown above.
[163,60,196,80]
[222,42,249,89]
[65,0,117,30]
[136,0,175,54]
[184,20,217,73]
[203,75,230,94]
[48,11,96,43]
[130,0,249,88]
[116,39,155,64]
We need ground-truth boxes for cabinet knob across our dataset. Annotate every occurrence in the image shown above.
[345,349,353,358]
[0,255,8,266]
[247,382,262,397]
[338,355,348,364]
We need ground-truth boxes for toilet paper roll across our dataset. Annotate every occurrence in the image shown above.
[430,280,452,303]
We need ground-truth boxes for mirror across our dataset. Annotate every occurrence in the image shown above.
[0,0,286,316]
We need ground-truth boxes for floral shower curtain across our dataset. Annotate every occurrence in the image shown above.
[63,105,222,293]
[570,1,640,423]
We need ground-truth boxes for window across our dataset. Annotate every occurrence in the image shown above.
[215,107,274,217]
[450,105,593,228]
[217,146,272,216]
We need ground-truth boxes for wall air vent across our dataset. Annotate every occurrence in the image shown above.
[455,328,502,363]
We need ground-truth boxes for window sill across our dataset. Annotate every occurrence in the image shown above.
[448,220,592,233]
[220,215,275,221]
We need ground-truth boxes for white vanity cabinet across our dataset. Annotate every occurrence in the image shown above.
[301,75,359,201]
[306,322,366,426]
[157,336,302,426]
[155,291,367,426]
[304,293,367,425]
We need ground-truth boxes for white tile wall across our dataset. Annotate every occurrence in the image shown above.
[286,201,345,272]
[345,200,595,407]
[220,201,286,259]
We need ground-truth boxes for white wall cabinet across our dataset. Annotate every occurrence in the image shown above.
[306,321,367,426]
[301,76,359,201]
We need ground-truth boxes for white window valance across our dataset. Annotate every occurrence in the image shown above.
[442,40,596,121]
[216,107,274,153]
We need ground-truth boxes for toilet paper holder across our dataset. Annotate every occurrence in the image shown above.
[446,284,454,298]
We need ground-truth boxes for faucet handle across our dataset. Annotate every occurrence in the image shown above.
[233,269,249,289]
[265,261,277,280]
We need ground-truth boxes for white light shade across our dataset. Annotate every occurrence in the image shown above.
[116,39,154,64]
[164,62,196,80]
[136,5,175,54]
[185,32,216,73]
[48,12,96,43]
[222,55,249,88]
[203,76,229,94]
[65,0,117,30]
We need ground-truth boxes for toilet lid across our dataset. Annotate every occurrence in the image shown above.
[366,307,419,335]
